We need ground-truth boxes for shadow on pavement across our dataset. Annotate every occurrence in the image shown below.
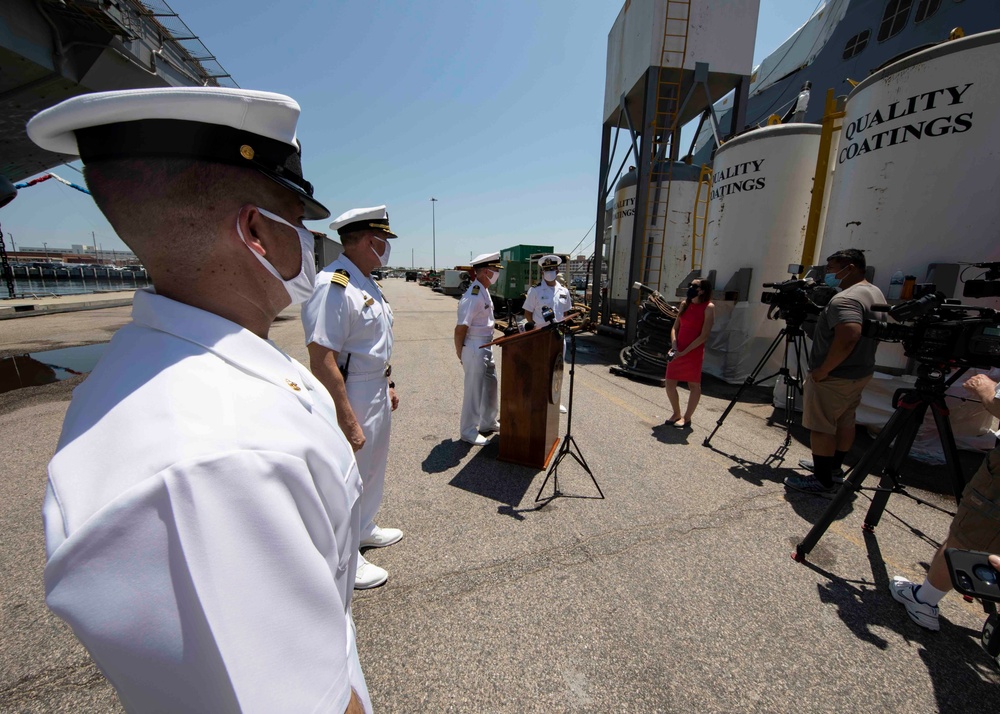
[421,438,472,474]
[650,421,693,445]
[794,529,998,709]
[447,437,535,511]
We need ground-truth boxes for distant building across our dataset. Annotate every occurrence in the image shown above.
[565,254,590,283]
[18,245,139,265]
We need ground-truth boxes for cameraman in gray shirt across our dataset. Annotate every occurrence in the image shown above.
[785,249,885,494]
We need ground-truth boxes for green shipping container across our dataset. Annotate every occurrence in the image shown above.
[489,245,551,302]
[500,244,552,263]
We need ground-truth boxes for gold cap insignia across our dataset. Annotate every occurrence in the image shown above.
[240,145,255,160]
[285,379,301,391]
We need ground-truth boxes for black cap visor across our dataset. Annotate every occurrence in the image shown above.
[75,119,330,220]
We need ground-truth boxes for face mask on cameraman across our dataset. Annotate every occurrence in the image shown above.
[686,284,700,300]
[824,265,850,289]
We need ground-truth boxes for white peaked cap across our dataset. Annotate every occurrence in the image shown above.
[26,87,330,219]
[539,254,562,268]
[329,205,397,237]
[470,252,501,267]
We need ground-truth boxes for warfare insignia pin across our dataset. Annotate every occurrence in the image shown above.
[285,379,301,391]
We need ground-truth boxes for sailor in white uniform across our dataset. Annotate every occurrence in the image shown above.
[455,252,502,445]
[302,206,402,590]
[522,254,573,413]
[28,88,371,713]
[522,254,573,324]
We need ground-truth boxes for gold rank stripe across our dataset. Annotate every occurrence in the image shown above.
[331,270,350,287]
[369,223,391,230]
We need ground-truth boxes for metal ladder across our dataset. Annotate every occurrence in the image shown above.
[691,164,712,271]
[640,0,692,292]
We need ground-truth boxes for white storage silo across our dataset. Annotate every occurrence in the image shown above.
[702,123,823,382]
[819,30,1000,298]
[609,162,701,315]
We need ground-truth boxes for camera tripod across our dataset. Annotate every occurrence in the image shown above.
[793,363,969,562]
[536,325,604,505]
[703,319,810,448]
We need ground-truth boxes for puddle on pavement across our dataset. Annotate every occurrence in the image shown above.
[0,343,108,394]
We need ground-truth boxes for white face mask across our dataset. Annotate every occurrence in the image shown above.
[371,235,392,268]
[543,270,557,282]
[236,206,316,305]
[485,269,498,284]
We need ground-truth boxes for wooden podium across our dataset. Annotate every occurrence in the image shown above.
[486,326,564,468]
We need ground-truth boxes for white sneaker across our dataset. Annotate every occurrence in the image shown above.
[355,554,388,590]
[360,526,403,548]
[461,433,489,446]
[559,405,568,414]
[889,576,940,631]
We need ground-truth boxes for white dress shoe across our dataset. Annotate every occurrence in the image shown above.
[360,526,403,548]
[461,433,489,446]
[354,554,388,590]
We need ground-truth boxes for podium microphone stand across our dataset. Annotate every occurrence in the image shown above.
[536,322,604,506]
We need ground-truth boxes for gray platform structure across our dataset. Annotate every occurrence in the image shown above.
[1,0,236,183]
[0,0,236,297]
[591,0,759,342]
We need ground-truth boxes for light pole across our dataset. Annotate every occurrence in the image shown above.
[430,197,437,273]
[43,241,48,261]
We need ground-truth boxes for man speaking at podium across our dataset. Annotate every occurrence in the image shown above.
[522,254,573,413]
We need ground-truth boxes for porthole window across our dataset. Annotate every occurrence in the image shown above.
[877,0,913,41]
[843,30,871,59]
[914,0,942,22]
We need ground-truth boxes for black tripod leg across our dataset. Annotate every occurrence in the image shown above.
[930,398,966,505]
[703,329,787,447]
[863,401,928,531]
[564,434,604,499]
[536,330,602,503]
[794,402,919,562]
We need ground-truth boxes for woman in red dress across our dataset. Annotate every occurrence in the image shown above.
[665,279,715,428]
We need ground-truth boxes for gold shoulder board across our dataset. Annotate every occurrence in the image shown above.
[331,269,350,287]
[471,285,480,295]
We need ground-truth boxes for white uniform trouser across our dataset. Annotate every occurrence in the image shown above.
[346,377,391,540]
[461,335,499,440]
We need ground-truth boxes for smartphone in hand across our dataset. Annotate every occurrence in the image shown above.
[945,548,1000,603]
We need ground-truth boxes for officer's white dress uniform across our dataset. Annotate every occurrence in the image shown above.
[29,86,370,712]
[457,278,500,441]
[44,290,371,713]
[522,279,573,323]
[302,254,393,542]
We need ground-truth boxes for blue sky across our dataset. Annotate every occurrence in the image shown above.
[3,0,816,269]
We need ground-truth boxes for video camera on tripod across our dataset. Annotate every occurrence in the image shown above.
[759,264,836,325]
[860,280,1000,370]
[795,262,1000,569]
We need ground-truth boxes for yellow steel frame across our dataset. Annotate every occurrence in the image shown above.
[640,0,692,293]
[691,164,712,270]
[799,88,846,273]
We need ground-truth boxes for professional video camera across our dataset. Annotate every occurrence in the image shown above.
[964,261,1000,299]
[861,276,1000,370]
[759,264,835,324]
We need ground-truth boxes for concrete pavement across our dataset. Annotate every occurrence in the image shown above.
[1,279,997,712]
